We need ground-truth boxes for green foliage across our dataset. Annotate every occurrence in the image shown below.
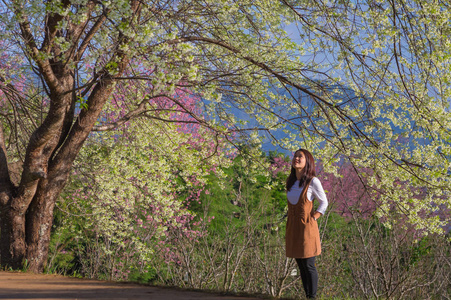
[409,236,433,267]
[195,151,288,237]
[128,265,159,284]
[46,225,78,275]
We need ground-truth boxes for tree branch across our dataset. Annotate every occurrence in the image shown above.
[40,0,71,54]
[49,0,142,174]
[13,1,62,94]
[74,6,108,62]
[64,1,96,63]
[169,36,337,109]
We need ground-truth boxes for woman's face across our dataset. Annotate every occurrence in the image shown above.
[292,151,306,171]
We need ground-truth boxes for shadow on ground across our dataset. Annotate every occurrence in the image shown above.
[0,271,265,300]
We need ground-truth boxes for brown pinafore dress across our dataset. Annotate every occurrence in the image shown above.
[285,183,321,258]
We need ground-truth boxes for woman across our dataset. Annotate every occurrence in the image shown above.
[286,149,328,299]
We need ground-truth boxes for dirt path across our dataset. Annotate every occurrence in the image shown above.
[0,271,266,300]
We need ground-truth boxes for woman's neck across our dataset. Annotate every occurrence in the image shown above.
[295,169,303,180]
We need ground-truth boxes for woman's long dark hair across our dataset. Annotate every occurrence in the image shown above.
[286,149,316,198]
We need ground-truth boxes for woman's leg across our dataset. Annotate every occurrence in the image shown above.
[295,258,310,296]
[296,256,318,299]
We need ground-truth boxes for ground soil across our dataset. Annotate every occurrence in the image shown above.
[0,271,266,300]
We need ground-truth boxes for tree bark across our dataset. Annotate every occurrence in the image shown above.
[0,209,26,269]
[25,176,66,272]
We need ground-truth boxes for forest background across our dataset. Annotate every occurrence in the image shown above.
[0,0,450,299]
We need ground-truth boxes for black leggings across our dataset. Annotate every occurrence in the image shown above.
[295,256,318,299]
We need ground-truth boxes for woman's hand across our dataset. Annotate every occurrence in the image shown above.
[312,211,322,221]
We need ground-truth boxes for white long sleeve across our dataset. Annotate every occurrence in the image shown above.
[287,177,328,215]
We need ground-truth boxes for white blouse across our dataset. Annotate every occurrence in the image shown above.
[287,177,328,215]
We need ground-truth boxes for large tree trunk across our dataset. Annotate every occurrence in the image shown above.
[0,171,70,272]
[0,82,73,270]
[0,0,135,272]
[25,179,61,272]
[0,79,121,272]
[25,149,76,272]
[0,140,68,271]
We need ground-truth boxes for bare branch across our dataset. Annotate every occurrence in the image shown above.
[13,1,62,94]
[74,7,108,62]
[168,36,341,110]
[91,99,169,132]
